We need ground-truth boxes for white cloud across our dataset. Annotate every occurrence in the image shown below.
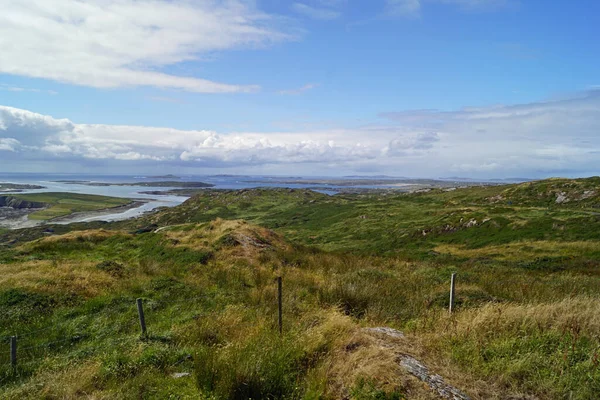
[440,0,510,9]
[1,90,600,178]
[292,3,341,20]
[278,83,319,95]
[384,0,511,17]
[0,84,57,95]
[380,90,600,176]
[385,0,422,17]
[0,138,21,152]
[0,1,294,93]
[145,96,185,104]
[0,105,429,168]
[383,132,440,156]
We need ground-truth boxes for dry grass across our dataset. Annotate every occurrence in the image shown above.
[3,217,600,399]
[435,297,600,338]
[435,240,600,261]
[3,360,102,400]
[162,219,292,260]
[0,259,116,298]
[327,328,421,399]
[22,229,125,247]
[414,297,600,399]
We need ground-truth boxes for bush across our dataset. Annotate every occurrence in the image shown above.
[96,260,125,277]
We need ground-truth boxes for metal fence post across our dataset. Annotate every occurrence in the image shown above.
[10,336,17,369]
[449,273,456,313]
[136,298,147,336]
[277,277,283,335]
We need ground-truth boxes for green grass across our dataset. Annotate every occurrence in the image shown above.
[134,181,600,258]
[1,179,600,398]
[11,192,131,220]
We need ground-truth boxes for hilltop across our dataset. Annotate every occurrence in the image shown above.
[493,176,600,206]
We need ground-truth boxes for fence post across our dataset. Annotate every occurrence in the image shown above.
[136,298,147,336]
[449,273,456,313]
[277,276,283,335]
[10,336,17,369]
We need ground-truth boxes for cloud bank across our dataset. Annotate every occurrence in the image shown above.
[0,0,293,93]
[1,90,600,177]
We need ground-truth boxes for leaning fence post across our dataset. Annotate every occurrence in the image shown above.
[277,276,283,335]
[449,273,456,313]
[136,298,147,336]
[10,336,17,369]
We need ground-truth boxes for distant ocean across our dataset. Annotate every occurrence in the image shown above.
[0,173,405,224]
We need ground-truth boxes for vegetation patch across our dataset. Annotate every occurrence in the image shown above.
[11,192,131,221]
[1,180,600,399]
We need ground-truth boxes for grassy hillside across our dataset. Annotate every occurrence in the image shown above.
[1,178,600,399]
[11,192,132,220]
[139,178,600,257]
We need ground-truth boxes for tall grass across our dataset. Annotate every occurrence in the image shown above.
[1,189,600,399]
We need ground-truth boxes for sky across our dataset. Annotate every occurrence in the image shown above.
[0,0,599,178]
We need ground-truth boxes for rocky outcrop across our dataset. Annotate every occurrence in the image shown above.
[0,196,46,209]
[364,327,471,400]
[398,355,471,400]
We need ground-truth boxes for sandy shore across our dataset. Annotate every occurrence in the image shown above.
[0,200,149,230]
[49,200,148,224]
[0,209,41,229]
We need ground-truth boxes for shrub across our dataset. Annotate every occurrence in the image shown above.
[96,260,125,277]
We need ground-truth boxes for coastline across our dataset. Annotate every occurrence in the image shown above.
[0,200,149,230]
[48,200,149,224]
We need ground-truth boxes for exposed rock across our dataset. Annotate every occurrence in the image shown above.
[364,327,471,400]
[443,224,457,232]
[399,355,471,400]
[0,196,46,209]
[581,190,596,200]
[365,327,405,339]
[132,224,159,234]
[555,192,569,204]
[465,219,477,228]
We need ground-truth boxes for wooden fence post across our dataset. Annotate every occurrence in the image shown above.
[136,298,147,336]
[10,336,17,369]
[277,276,283,335]
[449,273,456,313]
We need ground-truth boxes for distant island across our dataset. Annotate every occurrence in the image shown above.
[148,174,181,179]
[90,181,214,188]
[243,177,497,188]
[56,180,214,188]
[52,180,90,184]
[0,183,45,193]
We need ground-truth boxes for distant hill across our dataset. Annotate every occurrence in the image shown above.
[490,176,600,207]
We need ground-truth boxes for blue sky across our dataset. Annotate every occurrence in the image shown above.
[0,0,599,178]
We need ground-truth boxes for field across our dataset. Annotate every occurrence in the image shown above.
[1,178,600,399]
[10,192,132,221]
